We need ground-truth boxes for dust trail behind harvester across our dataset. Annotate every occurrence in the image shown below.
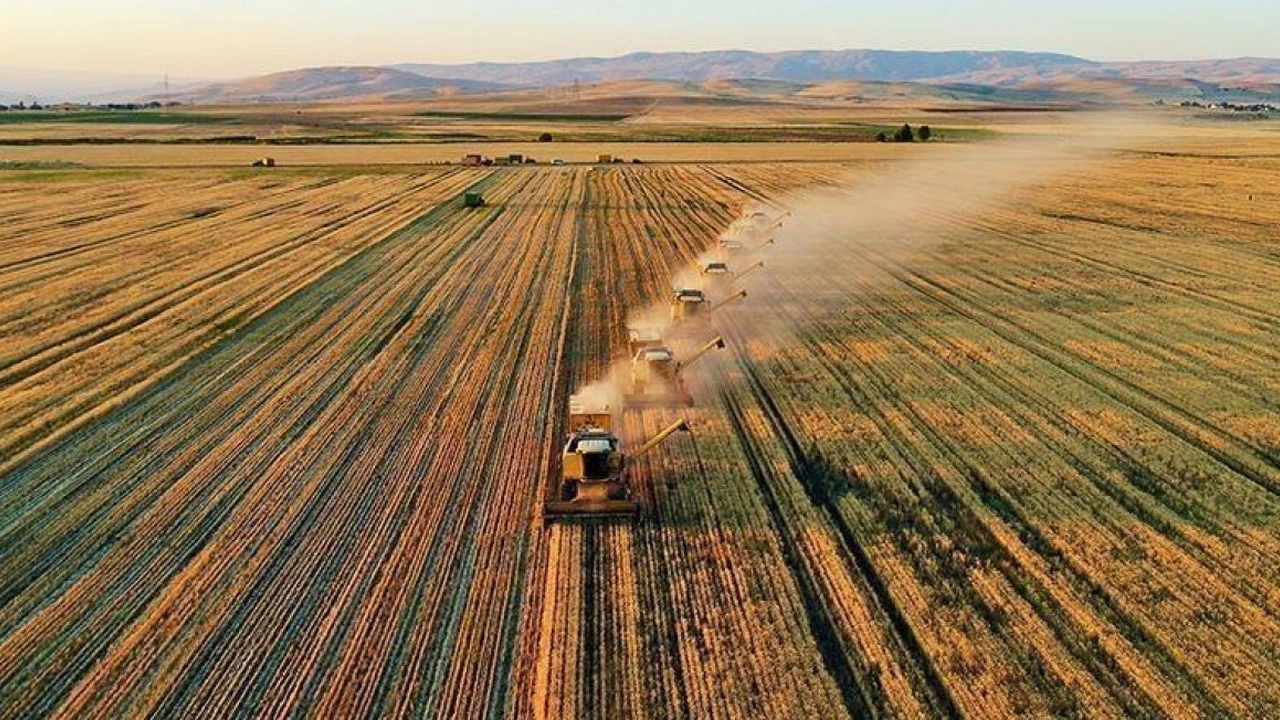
[581,113,1153,401]
[710,113,1156,353]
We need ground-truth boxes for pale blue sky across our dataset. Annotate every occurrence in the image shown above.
[4,0,1277,77]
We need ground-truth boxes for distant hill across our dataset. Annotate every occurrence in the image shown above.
[393,50,1093,86]
[922,57,1280,89]
[388,50,1280,105]
[11,50,1279,105]
[1107,57,1280,84]
[170,66,510,103]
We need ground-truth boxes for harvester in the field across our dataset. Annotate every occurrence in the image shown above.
[624,335,726,408]
[669,287,747,327]
[702,260,767,291]
[543,395,691,520]
[701,261,731,277]
[701,261,733,291]
[718,235,745,253]
[718,211,789,255]
[749,210,791,235]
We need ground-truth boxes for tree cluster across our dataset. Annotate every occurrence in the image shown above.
[0,101,180,112]
[876,124,933,142]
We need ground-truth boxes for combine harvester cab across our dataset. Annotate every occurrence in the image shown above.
[544,394,691,522]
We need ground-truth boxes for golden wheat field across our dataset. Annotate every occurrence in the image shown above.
[2,121,1279,718]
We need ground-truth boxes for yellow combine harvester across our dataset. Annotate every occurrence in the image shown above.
[625,335,725,408]
[718,211,790,254]
[702,260,765,292]
[669,288,747,326]
[700,261,732,292]
[544,394,690,520]
[749,210,791,236]
[718,236,744,252]
[701,261,731,277]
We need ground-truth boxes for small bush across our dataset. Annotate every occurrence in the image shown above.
[538,132,553,142]
[894,124,914,143]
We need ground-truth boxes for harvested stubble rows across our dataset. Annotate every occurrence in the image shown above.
[1,156,1279,719]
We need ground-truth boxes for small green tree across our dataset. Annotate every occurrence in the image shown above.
[538,132,553,142]
[894,124,914,142]
[918,125,932,141]
[874,131,888,142]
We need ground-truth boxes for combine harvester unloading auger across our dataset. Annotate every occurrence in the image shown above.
[732,260,766,285]
[543,395,693,520]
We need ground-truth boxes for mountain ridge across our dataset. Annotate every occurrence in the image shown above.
[392,49,1097,86]
[165,66,509,103]
[9,49,1280,104]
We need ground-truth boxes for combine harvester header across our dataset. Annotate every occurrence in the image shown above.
[733,260,766,284]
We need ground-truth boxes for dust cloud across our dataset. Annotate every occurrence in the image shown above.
[573,112,1160,406]
[716,112,1160,344]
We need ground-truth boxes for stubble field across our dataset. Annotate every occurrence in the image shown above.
[2,125,1279,718]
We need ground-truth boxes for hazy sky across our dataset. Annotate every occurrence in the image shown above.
[4,0,1277,78]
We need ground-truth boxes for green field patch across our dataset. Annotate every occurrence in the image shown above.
[0,160,86,170]
[0,165,144,182]
[0,111,228,125]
